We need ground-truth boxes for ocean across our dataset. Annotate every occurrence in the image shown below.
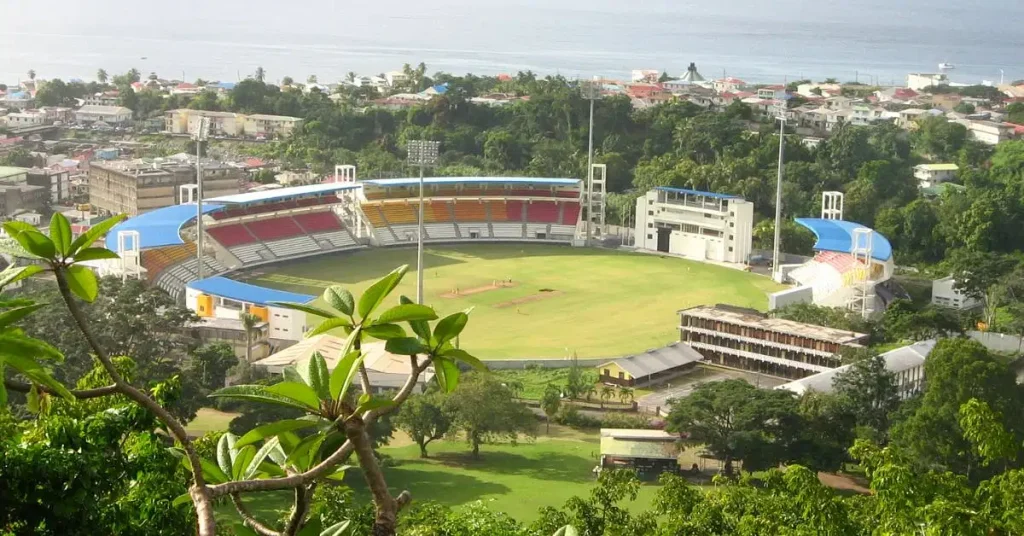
[1,0,1021,86]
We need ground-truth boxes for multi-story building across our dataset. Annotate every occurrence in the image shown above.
[907,73,949,91]
[83,93,121,107]
[88,159,241,216]
[3,110,47,128]
[678,304,869,378]
[634,187,753,264]
[776,340,935,399]
[75,105,133,126]
[931,276,981,310]
[0,184,47,216]
[27,168,70,203]
[164,109,303,139]
[968,120,1013,145]
[913,163,958,188]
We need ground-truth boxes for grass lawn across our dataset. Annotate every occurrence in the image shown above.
[186,407,239,437]
[244,244,781,359]
[493,368,651,400]
[227,427,661,524]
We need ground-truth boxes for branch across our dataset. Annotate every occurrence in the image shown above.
[230,493,280,536]
[53,268,217,535]
[208,358,428,497]
[4,379,118,399]
[282,484,314,536]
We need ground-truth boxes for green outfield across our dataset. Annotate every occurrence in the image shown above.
[243,244,782,359]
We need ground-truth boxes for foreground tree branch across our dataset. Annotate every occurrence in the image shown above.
[230,493,280,536]
[53,268,218,535]
[4,379,118,399]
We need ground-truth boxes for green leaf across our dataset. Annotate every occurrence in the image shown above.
[363,323,406,340]
[257,460,288,478]
[353,397,396,417]
[0,265,43,289]
[210,383,320,412]
[400,295,432,341]
[265,381,321,410]
[0,332,64,361]
[282,366,304,384]
[321,520,352,536]
[297,518,323,536]
[433,312,469,347]
[307,352,331,400]
[323,286,355,316]
[26,383,40,413]
[9,229,56,260]
[230,524,260,536]
[269,301,339,320]
[235,419,320,448]
[384,337,429,356]
[49,212,72,257]
[217,433,237,476]
[72,247,120,263]
[200,457,231,484]
[433,358,461,393]
[65,265,99,302]
[286,433,328,471]
[443,349,488,372]
[324,464,354,482]
[231,445,256,480]
[329,350,365,401]
[277,431,302,457]
[357,265,408,318]
[0,365,6,406]
[2,221,38,235]
[245,437,280,479]
[68,213,127,254]
[375,303,437,324]
[305,317,353,337]
[2,353,72,400]
[0,303,45,329]
[172,492,192,507]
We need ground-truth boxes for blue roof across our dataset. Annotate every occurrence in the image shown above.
[363,177,580,187]
[655,186,741,200]
[105,203,224,250]
[795,218,893,261]
[208,183,362,205]
[187,276,315,306]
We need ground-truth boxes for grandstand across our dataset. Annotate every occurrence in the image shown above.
[101,175,583,303]
[783,218,895,315]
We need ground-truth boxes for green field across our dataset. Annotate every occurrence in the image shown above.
[244,244,781,359]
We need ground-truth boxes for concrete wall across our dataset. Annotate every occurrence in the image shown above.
[968,331,1023,355]
[481,358,608,370]
[768,286,814,310]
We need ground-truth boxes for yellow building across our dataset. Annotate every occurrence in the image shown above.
[597,342,703,387]
[164,109,303,139]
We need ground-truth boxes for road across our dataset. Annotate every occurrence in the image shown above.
[637,365,787,414]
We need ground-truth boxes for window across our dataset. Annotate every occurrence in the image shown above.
[618,371,624,380]
[647,234,652,239]
[729,246,734,252]
[648,211,654,216]
[603,369,610,376]
[729,222,734,227]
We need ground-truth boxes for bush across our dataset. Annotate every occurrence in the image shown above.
[600,412,654,430]
[554,406,601,429]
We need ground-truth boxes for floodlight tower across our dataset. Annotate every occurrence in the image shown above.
[771,99,787,283]
[851,228,875,319]
[192,117,210,280]
[821,191,844,220]
[407,140,440,304]
[582,79,602,246]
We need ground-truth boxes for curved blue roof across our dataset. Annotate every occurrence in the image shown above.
[363,177,580,187]
[105,203,224,250]
[795,218,892,261]
[187,276,314,306]
[209,183,361,205]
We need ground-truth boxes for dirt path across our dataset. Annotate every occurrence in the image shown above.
[440,281,516,298]
[494,290,563,308]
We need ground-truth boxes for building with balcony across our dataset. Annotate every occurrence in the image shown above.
[633,187,753,264]
[914,163,958,188]
[75,105,133,126]
[164,109,303,139]
[678,304,869,379]
[776,340,935,398]
[88,158,241,216]
[931,276,981,310]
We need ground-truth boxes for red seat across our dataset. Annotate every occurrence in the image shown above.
[505,201,524,221]
[245,217,304,241]
[561,203,581,225]
[526,201,559,223]
[207,224,257,247]
[294,212,343,233]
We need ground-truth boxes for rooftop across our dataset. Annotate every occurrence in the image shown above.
[187,276,314,306]
[0,166,28,179]
[679,305,868,345]
[362,177,581,187]
[654,186,741,200]
[208,182,361,205]
[776,340,936,395]
[915,163,959,171]
[794,218,893,262]
[601,342,703,378]
[76,105,132,115]
[600,428,680,460]
[103,203,224,250]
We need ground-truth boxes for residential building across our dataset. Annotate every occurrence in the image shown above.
[907,73,949,91]
[242,114,303,138]
[75,105,133,126]
[599,429,682,476]
[631,70,660,83]
[913,163,958,188]
[634,187,754,264]
[26,168,70,203]
[968,120,1013,145]
[796,83,841,98]
[3,110,47,128]
[756,85,787,100]
[384,71,410,88]
[164,109,303,139]
[850,104,886,125]
[0,184,47,216]
[0,166,28,184]
[874,87,920,103]
[38,106,73,123]
[3,91,33,110]
[88,158,241,216]
[171,83,203,95]
[678,304,869,378]
[713,77,747,93]
[597,342,703,387]
[932,276,981,310]
[83,92,120,107]
[777,340,935,399]
[897,108,928,127]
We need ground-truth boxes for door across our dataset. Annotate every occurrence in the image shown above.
[656,227,670,252]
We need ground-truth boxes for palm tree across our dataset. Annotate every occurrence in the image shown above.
[239,312,261,363]
[126,68,141,83]
[282,76,294,87]
[618,387,634,405]
[346,71,356,83]
[254,66,266,83]
[307,74,318,85]
[27,69,36,81]
[96,69,108,84]
[600,386,615,409]
[585,385,597,402]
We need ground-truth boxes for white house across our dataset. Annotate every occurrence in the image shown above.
[75,105,133,126]
[185,277,311,342]
[3,110,47,128]
[384,71,409,88]
[713,77,747,93]
[907,73,949,91]
[968,120,1013,145]
[777,340,935,399]
[634,187,754,264]
[932,276,981,310]
[914,163,958,188]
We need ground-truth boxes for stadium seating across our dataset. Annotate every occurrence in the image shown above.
[429,202,452,222]
[265,236,320,258]
[487,202,508,222]
[380,203,418,225]
[492,223,525,239]
[245,217,304,241]
[141,244,196,282]
[561,203,581,225]
[313,230,357,249]
[207,224,257,247]
[230,243,274,264]
[527,201,559,223]
[424,223,458,240]
[458,223,490,238]
[505,201,525,221]
[789,261,843,302]
[549,224,576,237]
[453,201,487,222]
[293,211,343,233]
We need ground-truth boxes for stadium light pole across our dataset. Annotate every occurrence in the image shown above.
[407,140,440,304]
[582,79,601,246]
[772,99,786,283]
[192,117,210,280]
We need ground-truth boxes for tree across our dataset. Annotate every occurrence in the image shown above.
[665,379,800,474]
[772,302,872,333]
[97,68,108,84]
[600,386,615,408]
[752,218,816,256]
[188,343,238,391]
[445,373,537,458]
[282,76,294,87]
[1008,102,1024,124]
[254,66,266,83]
[832,353,900,434]
[618,386,634,405]
[563,355,589,400]
[307,74,318,85]
[239,312,261,363]
[913,116,968,160]
[954,102,976,114]
[394,392,451,457]
[540,384,561,434]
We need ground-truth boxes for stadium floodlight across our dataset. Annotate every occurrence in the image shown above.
[582,79,602,246]
[772,99,786,283]
[407,140,441,304]
[191,117,210,280]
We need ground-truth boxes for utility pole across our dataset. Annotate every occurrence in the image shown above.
[407,140,440,304]
[582,79,601,246]
[772,100,786,283]
[192,117,209,280]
